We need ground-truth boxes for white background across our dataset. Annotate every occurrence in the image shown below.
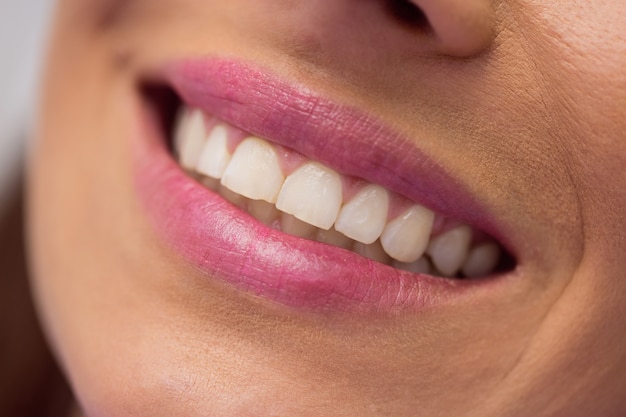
[0,1,53,209]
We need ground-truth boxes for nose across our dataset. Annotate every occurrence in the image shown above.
[402,0,496,56]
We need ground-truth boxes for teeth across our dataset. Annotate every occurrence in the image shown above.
[248,199,280,226]
[335,185,389,244]
[175,109,208,170]
[174,108,507,279]
[393,257,433,274]
[221,137,285,203]
[276,162,342,230]
[427,226,472,277]
[196,124,231,179]
[219,185,248,209]
[316,227,354,249]
[353,241,391,264]
[380,205,435,263]
[281,213,317,239]
[200,176,220,191]
[461,242,501,278]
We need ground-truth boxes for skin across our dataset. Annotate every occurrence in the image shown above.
[27,0,626,416]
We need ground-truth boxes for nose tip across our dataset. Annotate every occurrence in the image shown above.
[407,0,496,56]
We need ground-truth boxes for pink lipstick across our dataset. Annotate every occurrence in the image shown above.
[133,58,514,313]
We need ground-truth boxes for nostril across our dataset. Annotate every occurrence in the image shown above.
[385,0,496,57]
[386,0,430,31]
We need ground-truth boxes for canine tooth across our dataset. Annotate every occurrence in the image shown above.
[380,205,435,263]
[427,225,472,277]
[393,257,433,274]
[276,162,342,230]
[221,137,285,203]
[461,242,501,278]
[353,241,391,264]
[281,213,317,239]
[196,124,231,179]
[219,186,248,209]
[316,227,353,249]
[248,199,279,226]
[335,185,389,244]
[174,108,207,170]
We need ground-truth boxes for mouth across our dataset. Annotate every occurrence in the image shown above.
[134,58,516,313]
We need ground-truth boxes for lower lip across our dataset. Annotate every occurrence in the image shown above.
[132,95,503,315]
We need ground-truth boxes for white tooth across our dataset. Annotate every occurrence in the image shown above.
[353,241,391,264]
[427,225,472,277]
[248,199,280,226]
[461,242,501,278]
[219,185,248,209]
[276,162,342,230]
[392,257,433,274]
[174,108,208,170]
[281,213,317,239]
[335,185,389,244]
[380,205,435,263]
[220,137,285,203]
[196,124,231,179]
[316,227,353,249]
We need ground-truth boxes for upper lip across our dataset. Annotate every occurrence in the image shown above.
[165,58,510,253]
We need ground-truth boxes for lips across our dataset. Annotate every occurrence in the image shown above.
[133,58,515,313]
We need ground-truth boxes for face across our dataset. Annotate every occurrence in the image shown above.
[29,0,626,416]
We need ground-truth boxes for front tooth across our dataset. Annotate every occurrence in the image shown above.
[220,137,285,203]
[427,225,472,277]
[281,213,317,239]
[461,242,501,278]
[276,162,342,230]
[380,205,435,263]
[196,124,231,179]
[175,108,208,170]
[335,185,389,244]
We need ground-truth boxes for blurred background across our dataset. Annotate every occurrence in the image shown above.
[0,1,54,211]
[0,4,73,417]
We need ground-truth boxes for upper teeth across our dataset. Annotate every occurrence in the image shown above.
[174,107,502,278]
[276,162,343,230]
[222,137,285,203]
[335,184,389,245]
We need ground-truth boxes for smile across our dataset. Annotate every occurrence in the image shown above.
[174,107,503,278]
[134,58,516,313]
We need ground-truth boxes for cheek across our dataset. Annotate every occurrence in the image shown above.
[65,0,134,31]
[535,1,626,129]
[529,1,626,253]
[28,14,142,398]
